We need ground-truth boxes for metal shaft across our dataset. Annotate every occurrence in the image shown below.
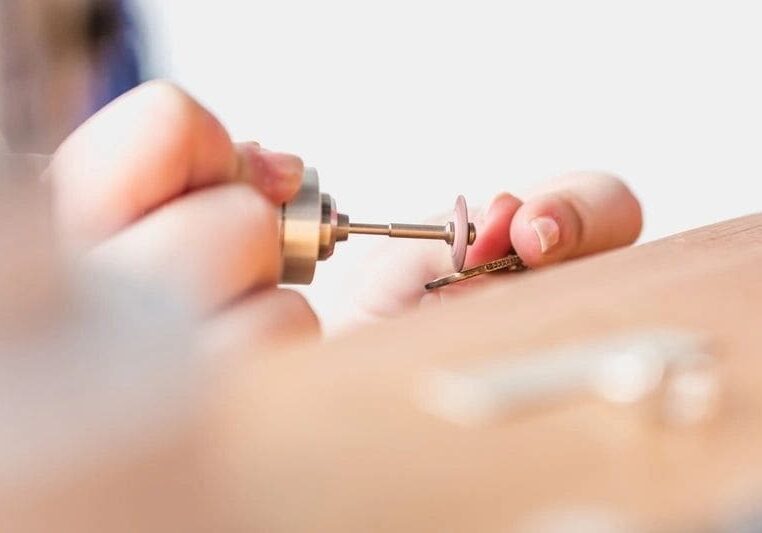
[348,223,455,243]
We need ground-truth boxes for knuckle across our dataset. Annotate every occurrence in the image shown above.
[139,80,194,107]
[135,80,201,131]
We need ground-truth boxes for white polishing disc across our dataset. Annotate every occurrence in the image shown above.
[451,195,469,271]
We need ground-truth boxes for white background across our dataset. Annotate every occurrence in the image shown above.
[134,0,762,328]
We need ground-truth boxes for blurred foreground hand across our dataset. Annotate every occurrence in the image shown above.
[49,80,320,352]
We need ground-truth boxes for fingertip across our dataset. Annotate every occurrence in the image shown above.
[465,192,522,266]
[261,150,304,199]
[237,143,303,204]
[484,192,522,221]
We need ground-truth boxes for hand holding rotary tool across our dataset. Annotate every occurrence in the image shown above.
[48,81,643,346]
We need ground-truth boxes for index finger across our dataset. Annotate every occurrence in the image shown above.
[50,80,303,250]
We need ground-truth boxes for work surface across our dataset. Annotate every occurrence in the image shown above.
[223,214,762,532]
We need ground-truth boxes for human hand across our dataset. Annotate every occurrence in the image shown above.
[354,172,642,318]
[49,80,320,350]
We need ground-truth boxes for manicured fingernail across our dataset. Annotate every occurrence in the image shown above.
[261,151,304,184]
[530,216,560,253]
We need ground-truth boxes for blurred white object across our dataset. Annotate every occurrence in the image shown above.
[516,504,637,533]
[420,329,718,426]
[0,1,197,493]
[0,157,196,491]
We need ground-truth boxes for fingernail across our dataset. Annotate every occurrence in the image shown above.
[261,151,304,184]
[530,216,560,253]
